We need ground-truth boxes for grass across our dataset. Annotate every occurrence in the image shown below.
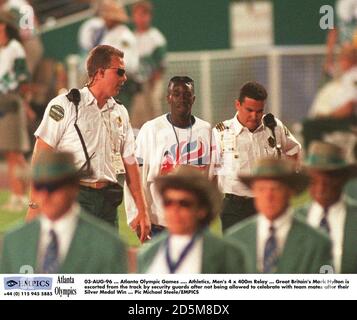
[0,189,222,248]
[0,191,26,233]
[0,189,142,247]
[0,188,309,247]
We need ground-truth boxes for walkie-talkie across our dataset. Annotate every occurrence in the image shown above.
[263,113,281,158]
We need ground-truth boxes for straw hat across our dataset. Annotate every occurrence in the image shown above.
[239,158,309,194]
[0,10,18,29]
[99,0,129,23]
[0,10,20,41]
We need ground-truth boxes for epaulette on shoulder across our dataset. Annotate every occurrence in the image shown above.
[215,121,226,132]
[114,97,123,105]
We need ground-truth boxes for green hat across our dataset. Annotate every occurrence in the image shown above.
[32,151,80,185]
[304,141,357,173]
[155,165,223,226]
[239,158,309,194]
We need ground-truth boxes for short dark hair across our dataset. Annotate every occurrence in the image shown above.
[167,76,194,93]
[86,45,124,79]
[239,81,268,104]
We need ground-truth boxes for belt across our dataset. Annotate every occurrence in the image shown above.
[79,181,112,189]
[224,193,253,201]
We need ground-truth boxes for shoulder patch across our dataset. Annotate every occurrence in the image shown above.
[114,97,123,105]
[49,105,64,121]
[215,122,226,132]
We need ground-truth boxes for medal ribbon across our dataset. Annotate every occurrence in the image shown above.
[165,233,199,274]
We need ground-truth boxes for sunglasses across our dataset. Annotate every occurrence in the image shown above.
[106,67,126,77]
[162,198,196,209]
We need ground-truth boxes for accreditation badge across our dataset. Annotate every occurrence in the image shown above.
[222,132,236,152]
[111,152,126,175]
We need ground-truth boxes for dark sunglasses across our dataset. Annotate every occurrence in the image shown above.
[106,67,126,77]
[162,198,196,209]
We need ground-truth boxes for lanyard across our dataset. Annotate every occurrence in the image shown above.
[165,233,199,274]
[100,107,116,153]
[168,113,192,164]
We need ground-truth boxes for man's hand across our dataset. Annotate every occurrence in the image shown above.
[26,138,54,222]
[130,211,151,243]
[124,157,152,243]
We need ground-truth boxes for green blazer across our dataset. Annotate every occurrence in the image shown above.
[138,230,249,273]
[0,211,127,274]
[224,216,332,274]
[295,201,357,274]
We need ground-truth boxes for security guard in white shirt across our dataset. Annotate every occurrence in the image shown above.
[213,81,301,231]
[27,45,150,243]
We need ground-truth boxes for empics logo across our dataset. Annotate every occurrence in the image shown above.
[4,277,53,291]
[6,280,18,288]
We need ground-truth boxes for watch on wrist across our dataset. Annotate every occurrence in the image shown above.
[28,201,39,209]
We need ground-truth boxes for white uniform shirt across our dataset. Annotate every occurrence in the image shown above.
[37,203,80,269]
[78,17,106,52]
[135,27,167,82]
[213,114,301,197]
[100,24,139,76]
[306,199,347,273]
[147,234,203,274]
[35,86,135,183]
[0,39,27,94]
[310,67,357,117]
[256,209,294,273]
[124,114,212,226]
[334,66,357,115]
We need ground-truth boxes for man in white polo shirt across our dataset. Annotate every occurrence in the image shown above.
[27,45,150,243]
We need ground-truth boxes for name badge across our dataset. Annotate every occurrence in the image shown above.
[111,152,126,174]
